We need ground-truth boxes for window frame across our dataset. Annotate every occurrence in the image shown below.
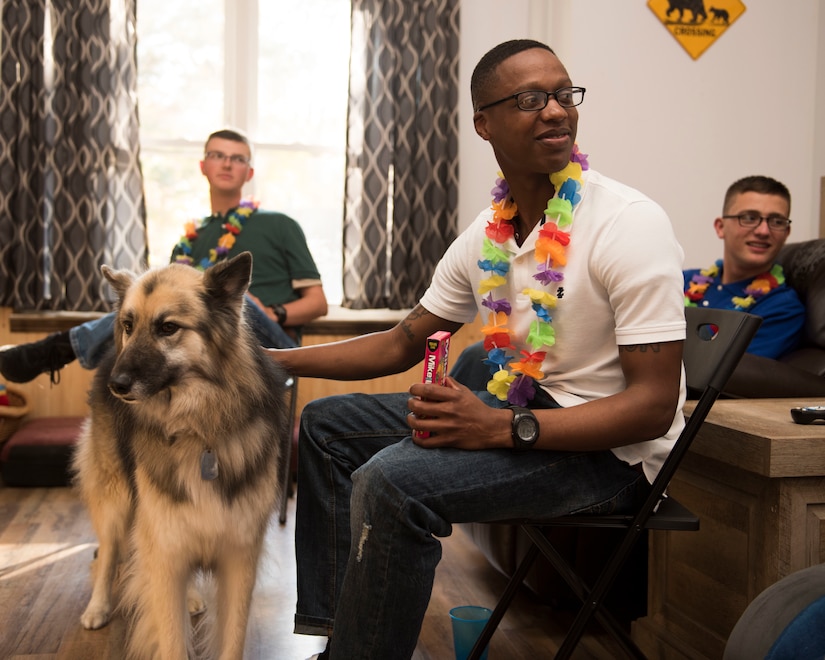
[137,0,348,303]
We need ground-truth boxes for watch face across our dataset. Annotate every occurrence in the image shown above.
[517,415,539,441]
[511,407,539,450]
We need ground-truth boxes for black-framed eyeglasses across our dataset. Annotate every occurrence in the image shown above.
[204,151,250,166]
[723,213,792,232]
[475,86,586,112]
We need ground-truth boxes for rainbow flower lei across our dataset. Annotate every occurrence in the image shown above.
[478,145,589,406]
[174,199,259,271]
[684,260,785,310]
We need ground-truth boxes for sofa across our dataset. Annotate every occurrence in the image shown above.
[460,238,825,622]
[723,237,825,397]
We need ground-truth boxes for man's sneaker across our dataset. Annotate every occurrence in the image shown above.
[0,331,76,384]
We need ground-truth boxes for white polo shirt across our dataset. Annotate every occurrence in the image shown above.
[420,169,686,480]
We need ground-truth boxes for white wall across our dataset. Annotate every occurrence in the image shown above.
[458,0,533,234]
[459,0,825,269]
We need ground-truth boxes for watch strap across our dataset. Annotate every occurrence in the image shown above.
[270,303,287,325]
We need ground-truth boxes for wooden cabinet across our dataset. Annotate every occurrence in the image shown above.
[633,399,825,659]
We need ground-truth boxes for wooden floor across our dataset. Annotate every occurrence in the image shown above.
[0,484,625,659]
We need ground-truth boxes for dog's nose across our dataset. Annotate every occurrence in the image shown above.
[109,373,133,397]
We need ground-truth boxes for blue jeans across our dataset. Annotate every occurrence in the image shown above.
[293,388,650,659]
[69,295,297,368]
[448,339,492,391]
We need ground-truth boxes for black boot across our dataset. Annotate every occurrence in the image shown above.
[0,331,76,384]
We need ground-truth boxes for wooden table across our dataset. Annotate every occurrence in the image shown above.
[632,398,825,659]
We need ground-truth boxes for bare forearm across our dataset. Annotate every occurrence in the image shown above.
[280,286,328,327]
[410,378,680,452]
[268,330,417,380]
[534,386,679,450]
[531,341,682,450]
[408,340,684,451]
[246,286,328,328]
[267,305,463,381]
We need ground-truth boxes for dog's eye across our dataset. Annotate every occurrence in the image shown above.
[122,321,133,335]
[159,322,180,337]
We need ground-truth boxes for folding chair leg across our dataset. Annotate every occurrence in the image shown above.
[277,429,292,524]
[467,543,541,660]
[278,377,299,525]
[526,527,645,660]
[554,569,646,660]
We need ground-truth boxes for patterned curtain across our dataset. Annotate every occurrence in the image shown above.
[342,0,460,309]
[0,0,145,312]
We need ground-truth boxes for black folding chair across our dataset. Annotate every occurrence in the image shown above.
[467,306,763,660]
[278,374,300,525]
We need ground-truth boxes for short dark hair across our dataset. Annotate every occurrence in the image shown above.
[471,39,555,110]
[723,176,791,214]
[204,128,253,161]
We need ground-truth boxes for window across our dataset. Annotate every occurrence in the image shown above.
[137,0,350,303]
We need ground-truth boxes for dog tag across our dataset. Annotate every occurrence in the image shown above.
[200,450,219,481]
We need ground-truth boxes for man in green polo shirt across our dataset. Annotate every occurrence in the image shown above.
[0,128,328,383]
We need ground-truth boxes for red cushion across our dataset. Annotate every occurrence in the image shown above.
[0,416,85,487]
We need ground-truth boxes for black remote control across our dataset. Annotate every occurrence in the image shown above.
[790,406,825,424]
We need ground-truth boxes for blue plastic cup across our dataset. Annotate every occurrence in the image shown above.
[449,605,493,660]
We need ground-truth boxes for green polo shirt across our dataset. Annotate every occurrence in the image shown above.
[169,208,322,307]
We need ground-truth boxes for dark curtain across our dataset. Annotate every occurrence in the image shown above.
[0,0,145,312]
[342,0,460,309]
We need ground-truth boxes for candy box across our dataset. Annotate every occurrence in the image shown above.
[413,331,451,439]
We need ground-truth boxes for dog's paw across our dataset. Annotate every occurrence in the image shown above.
[80,603,111,630]
[187,587,206,616]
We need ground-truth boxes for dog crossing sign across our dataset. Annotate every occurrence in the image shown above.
[648,0,746,60]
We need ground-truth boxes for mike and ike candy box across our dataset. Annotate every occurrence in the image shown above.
[413,331,451,439]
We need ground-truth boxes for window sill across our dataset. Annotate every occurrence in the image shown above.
[8,306,409,336]
[9,311,106,333]
[303,306,408,335]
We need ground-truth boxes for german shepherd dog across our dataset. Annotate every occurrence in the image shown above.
[71,252,288,659]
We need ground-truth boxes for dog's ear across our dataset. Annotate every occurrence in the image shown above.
[101,265,136,302]
[203,251,253,305]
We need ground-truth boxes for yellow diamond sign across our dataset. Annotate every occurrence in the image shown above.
[648,0,746,60]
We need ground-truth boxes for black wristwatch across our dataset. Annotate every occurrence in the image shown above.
[269,304,287,325]
[509,406,539,451]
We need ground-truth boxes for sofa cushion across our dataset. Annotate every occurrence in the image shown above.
[779,347,825,379]
[777,239,825,350]
[0,416,85,487]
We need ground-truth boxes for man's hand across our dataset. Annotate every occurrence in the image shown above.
[407,377,511,450]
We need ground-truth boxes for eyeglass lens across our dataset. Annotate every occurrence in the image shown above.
[517,87,584,110]
[732,213,791,230]
[205,151,249,165]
